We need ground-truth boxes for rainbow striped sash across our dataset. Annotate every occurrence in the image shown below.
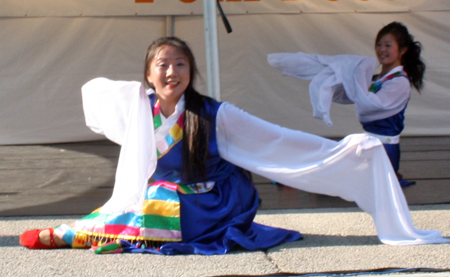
[153,100,184,158]
[369,71,407,93]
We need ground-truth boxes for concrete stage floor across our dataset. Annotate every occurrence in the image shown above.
[0,136,449,276]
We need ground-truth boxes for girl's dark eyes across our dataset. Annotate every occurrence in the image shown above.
[156,62,185,67]
[376,43,392,48]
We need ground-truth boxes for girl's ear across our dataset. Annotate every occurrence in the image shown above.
[146,71,152,84]
[400,47,407,58]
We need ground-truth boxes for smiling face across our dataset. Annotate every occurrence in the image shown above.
[375,33,406,75]
[146,45,190,114]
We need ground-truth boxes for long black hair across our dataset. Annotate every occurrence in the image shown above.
[144,37,213,183]
[376,22,426,92]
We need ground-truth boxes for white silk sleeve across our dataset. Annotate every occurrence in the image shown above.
[216,102,449,245]
[82,78,157,214]
[82,78,143,145]
[267,52,411,124]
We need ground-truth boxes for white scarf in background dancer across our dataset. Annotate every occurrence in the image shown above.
[267,52,408,126]
[81,77,449,245]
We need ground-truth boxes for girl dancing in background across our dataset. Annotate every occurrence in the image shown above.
[362,22,425,186]
[269,21,425,187]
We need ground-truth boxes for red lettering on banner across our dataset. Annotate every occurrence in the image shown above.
[218,0,260,2]
[135,0,264,3]
[132,0,385,3]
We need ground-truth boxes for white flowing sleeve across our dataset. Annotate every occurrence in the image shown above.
[267,52,411,124]
[267,52,351,126]
[216,102,449,245]
[82,77,143,145]
[81,78,157,214]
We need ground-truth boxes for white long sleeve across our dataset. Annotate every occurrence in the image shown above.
[82,78,157,214]
[267,52,410,124]
[216,102,449,245]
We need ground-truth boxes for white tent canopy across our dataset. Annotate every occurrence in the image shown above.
[1,0,450,144]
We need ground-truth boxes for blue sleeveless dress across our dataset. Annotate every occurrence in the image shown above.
[361,72,414,186]
[149,96,302,255]
[56,95,301,255]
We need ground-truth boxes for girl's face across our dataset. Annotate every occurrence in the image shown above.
[375,33,406,72]
[147,45,190,106]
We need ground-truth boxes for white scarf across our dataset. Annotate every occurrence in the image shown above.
[82,78,159,214]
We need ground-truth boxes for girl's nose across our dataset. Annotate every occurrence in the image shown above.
[167,64,176,76]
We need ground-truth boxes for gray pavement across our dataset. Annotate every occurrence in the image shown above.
[1,137,450,276]
[1,205,450,276]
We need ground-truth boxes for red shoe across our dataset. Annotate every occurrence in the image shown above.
[20,228,60,249]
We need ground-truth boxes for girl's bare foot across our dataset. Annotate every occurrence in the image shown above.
[39,229,69,247]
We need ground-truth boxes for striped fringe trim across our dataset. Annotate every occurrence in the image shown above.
[72,230,181,249]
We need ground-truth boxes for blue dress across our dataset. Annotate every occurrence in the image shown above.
[58,92,301,255]
[360,72,414,186]
[149,96,302,255]
[361,110,405,172]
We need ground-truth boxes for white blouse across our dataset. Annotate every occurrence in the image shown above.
[358,66,410,122]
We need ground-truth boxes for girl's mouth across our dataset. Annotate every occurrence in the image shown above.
[166,81,179,88]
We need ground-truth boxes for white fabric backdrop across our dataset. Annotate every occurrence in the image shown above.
[2,0,448,16]
[1,1,449,144]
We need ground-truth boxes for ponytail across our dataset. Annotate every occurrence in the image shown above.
[402,40,425,92]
